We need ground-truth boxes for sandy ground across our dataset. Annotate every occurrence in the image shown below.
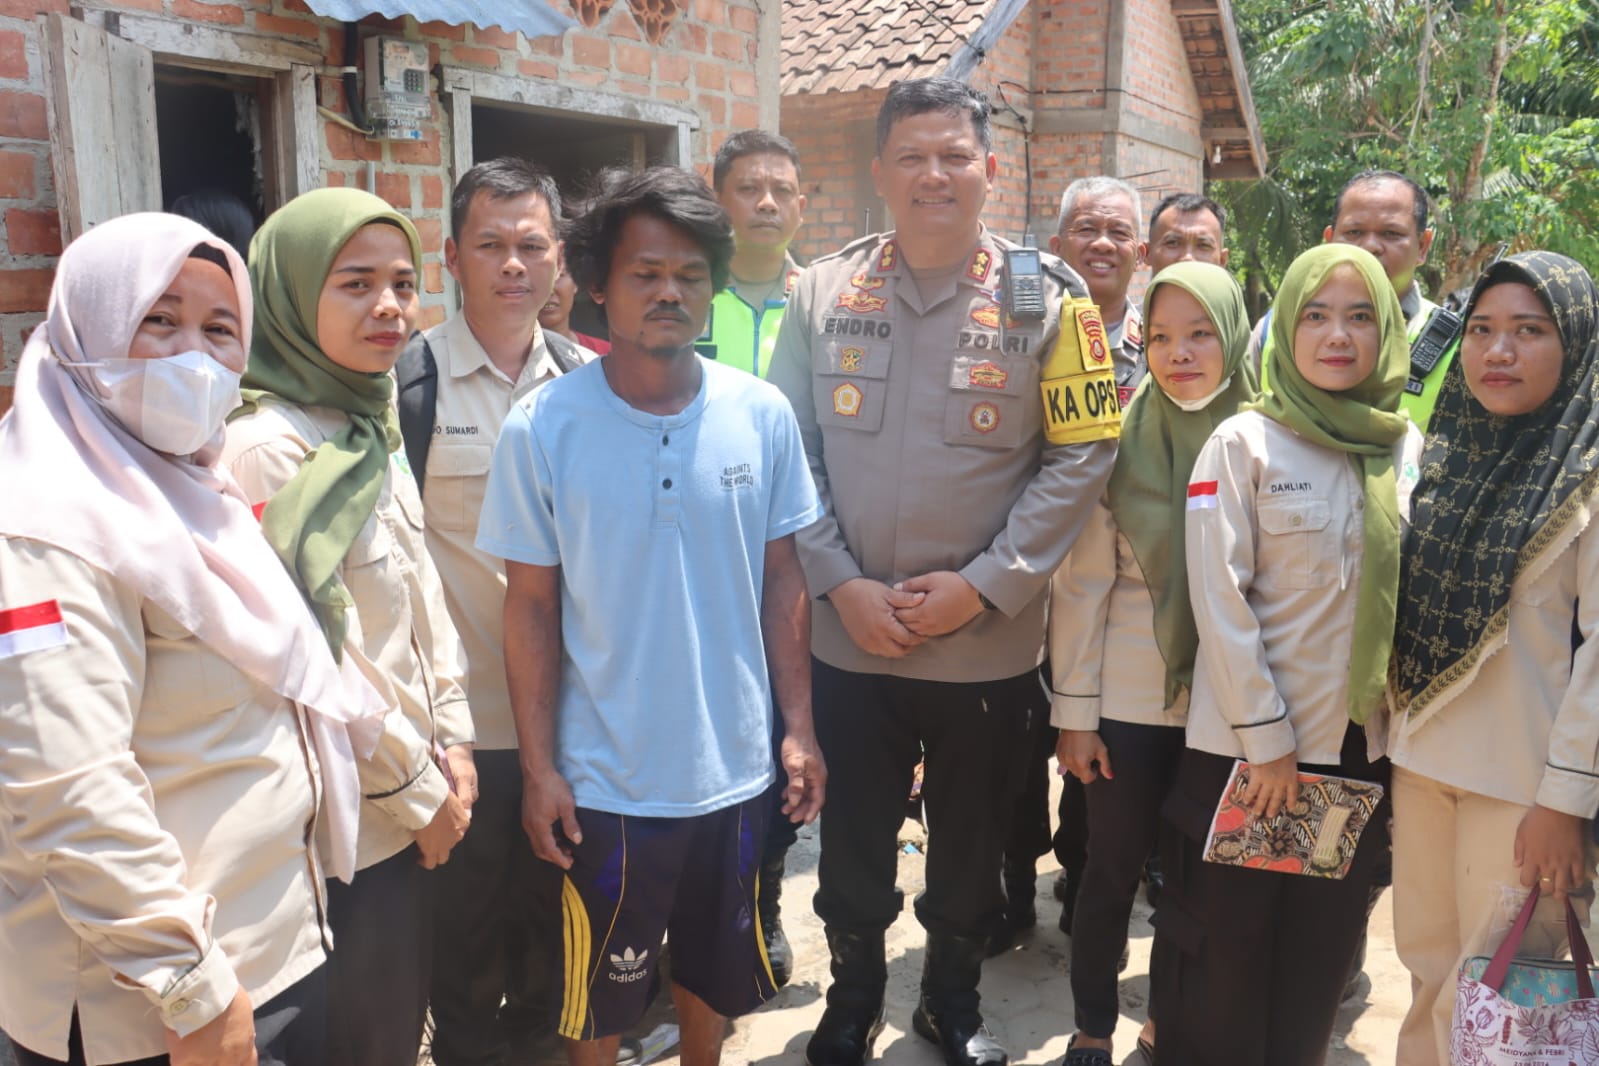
[1,774,1408,1066]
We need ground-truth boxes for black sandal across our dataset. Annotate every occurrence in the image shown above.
[1062,1035,1113,1066]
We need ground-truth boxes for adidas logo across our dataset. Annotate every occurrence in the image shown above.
[607,947,651,983]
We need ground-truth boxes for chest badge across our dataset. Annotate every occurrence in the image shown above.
[833,382,864,418]
[837,290,888,314]
[969,361,1008,390]
[970,303,1001,329]
[969,401,1001,434]
[849,269,886,292]
[839,346,864,373]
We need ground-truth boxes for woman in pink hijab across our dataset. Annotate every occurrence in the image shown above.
[0,213,382,1066]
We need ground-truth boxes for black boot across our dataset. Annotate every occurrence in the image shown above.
[911,934,1008,1066]
[805,929,888,1066]
[758,851,792,987]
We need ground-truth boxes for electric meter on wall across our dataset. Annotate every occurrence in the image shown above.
[363,36,430,140]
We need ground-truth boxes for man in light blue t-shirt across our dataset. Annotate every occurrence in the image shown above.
[476,165,825,1066]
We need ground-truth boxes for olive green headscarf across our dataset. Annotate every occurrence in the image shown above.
[235,187,422,657]
[1248,244,1410,725]
[1109,262,1259,709]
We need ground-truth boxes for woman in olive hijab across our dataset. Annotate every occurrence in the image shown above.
[1155,244,1421,1065]
[1389,253,1599,1066]
[223,188,476,1066]
[1053,262,1258,1066]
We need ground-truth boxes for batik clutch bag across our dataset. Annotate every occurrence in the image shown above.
[1202,759,1385,879]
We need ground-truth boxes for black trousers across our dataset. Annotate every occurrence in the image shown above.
[325,844,434,1066]
[429,749,563,1066]
[1150,726,1390,1066]
[1001,663,1055,875]
[7,964,327,1066]
[811,659,1036,939]
[1071,719,1185,1037]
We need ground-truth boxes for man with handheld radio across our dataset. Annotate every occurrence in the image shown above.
[767,78,1120,1066]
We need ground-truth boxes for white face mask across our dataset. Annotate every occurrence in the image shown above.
[86,350,242,456]
[1168,372,1235,413]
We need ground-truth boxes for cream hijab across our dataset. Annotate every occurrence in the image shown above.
[0,212,384,882]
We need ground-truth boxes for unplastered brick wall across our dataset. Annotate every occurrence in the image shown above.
[0,0,766,410]
[781,88,882,263]
[0,0,60,413]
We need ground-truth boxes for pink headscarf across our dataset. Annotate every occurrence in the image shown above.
[0,212,384,882]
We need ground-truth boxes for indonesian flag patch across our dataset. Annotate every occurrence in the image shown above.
[1187,481,1220,511]
[0,600,69,660]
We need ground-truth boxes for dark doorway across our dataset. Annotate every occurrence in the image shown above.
[472,103,678,339]
[153,68,265,239]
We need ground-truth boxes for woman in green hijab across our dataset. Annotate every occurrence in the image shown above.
[1152,244,1420,1065]
[1052,262,1257,1066]
[1389,253,1599,1066]
[221,188,476,1066]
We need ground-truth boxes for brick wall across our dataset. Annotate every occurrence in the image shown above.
[0,0,768,408]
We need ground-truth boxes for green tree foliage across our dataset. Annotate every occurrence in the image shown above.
[1216,0,1598,311]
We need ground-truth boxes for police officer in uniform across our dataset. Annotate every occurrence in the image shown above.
[768,78,1120,1066]
[697,129,806,378]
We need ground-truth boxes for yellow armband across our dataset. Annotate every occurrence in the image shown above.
[1041,296,1122,444]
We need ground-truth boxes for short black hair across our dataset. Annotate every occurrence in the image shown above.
[449,157,563,245]
[169,190,255,258]
[1148,192,1226,238]
[563,165,735,296]
[876,78,993,155]
[713,129,801,192]
[1331,170,1430,234]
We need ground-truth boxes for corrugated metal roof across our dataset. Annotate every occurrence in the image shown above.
[303,0,575,40]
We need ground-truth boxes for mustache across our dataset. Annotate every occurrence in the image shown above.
[646,304,691,322]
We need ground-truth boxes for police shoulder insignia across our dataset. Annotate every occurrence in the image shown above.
[876,241,898,274]
[966,248,993,284]
[1125,315,1142,350]
[785,269,801,297]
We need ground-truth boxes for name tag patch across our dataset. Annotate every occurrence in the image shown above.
[0,600,69,660]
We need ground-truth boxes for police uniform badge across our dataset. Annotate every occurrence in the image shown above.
[784,269,801,297]
[833,382,864,418]
[969,401,1001,434]
[1041,296,1122,445]
[849,270,886,292]
[968,361,1007,390]
[839,346,864,373]
[836,290,888,314]
[970,303,1002,330]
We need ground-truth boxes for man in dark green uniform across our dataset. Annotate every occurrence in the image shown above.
[698,130,806,378]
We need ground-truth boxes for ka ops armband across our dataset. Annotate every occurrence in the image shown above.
[1041,296,1122,444]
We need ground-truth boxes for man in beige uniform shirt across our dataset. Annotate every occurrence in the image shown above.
[394,158,590,1066]
[768,78,1119,1066]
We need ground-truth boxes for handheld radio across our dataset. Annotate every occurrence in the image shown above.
[1002,248,1048,321]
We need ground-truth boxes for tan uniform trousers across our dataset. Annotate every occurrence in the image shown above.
[1392,765,1594,1066]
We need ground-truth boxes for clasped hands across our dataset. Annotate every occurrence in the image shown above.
[830,571,986,659]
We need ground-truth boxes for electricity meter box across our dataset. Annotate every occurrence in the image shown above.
[362,36,430,140]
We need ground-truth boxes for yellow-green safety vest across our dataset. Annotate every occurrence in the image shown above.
[694,268,800,379]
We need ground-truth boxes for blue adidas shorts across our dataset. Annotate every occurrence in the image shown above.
[556,792,778,1040]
